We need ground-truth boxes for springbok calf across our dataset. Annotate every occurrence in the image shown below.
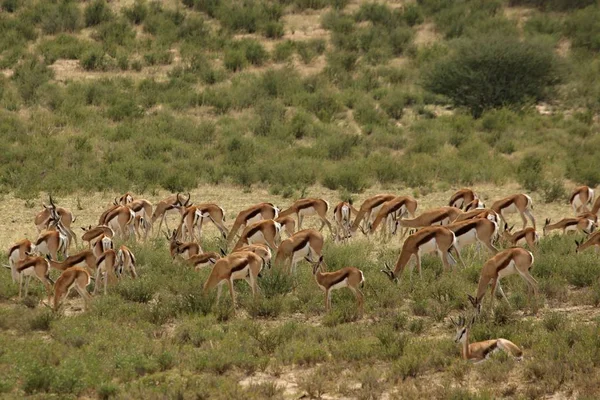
[395,207,462,231]
[333,201,357,242]
[81,225,114,249]
[350,194,396,235]
[312,261,364,315]
[8,239,33,284]
[543,217,596,236]
[45,250,97,275]
[575,231,600,253]
[275,229,324,274]
[490,194,536,230]
[53,267,92,312]
[449,188,479,210]
[381,226,458,282]
[166,230,201,259]
[570,185,594,214]
[278,198,333,234]
[232,220,281,251]
[501,224,539,252]
[151,193,186,234]
[468,247,536,313]
[34,195,77,247]
[226,202,279,245]
[116,245,137,279]
[202,251,266,308]
[13,255,53,301]
[451,316,522,363]
[368,196,418,239]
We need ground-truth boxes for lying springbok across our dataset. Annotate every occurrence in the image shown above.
[451,315,522,363]
[570,185,594,214]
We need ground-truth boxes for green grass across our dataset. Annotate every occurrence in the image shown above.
[1,234,600,397]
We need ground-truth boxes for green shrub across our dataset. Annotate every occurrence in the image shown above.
[274,41,295,62]
[84,0,113,27]
[424,34,561,117]
[564,6,600,52]
[80,48,106,71]
[224,48,247,72]
[508,0,596,11]
[40,1,81,34]
[123,0,149,25]
[517,153,543,192]
[12,56,54,104]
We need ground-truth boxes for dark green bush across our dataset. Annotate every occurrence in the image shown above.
[84,0,113,27]
[12,56,54,104]
[424,35,561,117]
[123,0,149,25]
[508,0,596,11]
[564,6,600,52]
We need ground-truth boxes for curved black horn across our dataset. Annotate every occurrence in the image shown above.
[185,192,191,206]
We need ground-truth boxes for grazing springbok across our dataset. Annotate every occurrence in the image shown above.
[501,224,539,253]
[13,255,53,302]
[202,251,266,308]
[81,225,114,249]
[575,231,600,253]
[381,226,459,282]
[350,194,396,234]
[275,229,324,274]
[367,196,418,239]
[278,198,333,234]
[570,185,594,214]
[231,219,281,251]
[333,201,357,242]
[448,188,479,210]
[543,217,596,236]
[490,194,536,230]
[226,202,279,245]
[451,315,522,363]
[53,267,92,312]
[468,247,537,313]
[151,193,186,235]
[166,230,201,259]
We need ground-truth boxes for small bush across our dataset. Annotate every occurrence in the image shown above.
[84,0,113,27]
[123,0,149,25]
[517,153,543,192]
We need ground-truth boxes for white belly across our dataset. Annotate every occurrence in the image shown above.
[247,214,264,225]
[456,229,477,248]
[292,243,311,264]
[35,242,50,255]
[248,230,266,244]
[565,224,578,232]
[498,261,517,279]
[298,207,317,217]
[502,204,518,214]
[330,278,348,290]
[231,266,250,280]
[369,204,384,222]
[418,238,438,255]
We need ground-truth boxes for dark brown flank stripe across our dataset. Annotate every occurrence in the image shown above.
[181,243,197,252]
[495,253,515,274]
[389,199,407,214]
[569,190,581,203]
[330,271,350,286]
[430,211,450,224]
[246,223,266,239]
[97,252,108,265]
[370,197,391,210]
[296,201,316,211]
[492,197,515,212]
[334,204,341,214]
[453,220,478,237]
[563,219,580,228]
[513,230,527,242]
[246,207,263,221]
[130,203,143,212]
[292,237,310,253]
[449,192,463,206]
[35,233,50,246]
[66,253,86,264]
[415,231,437,247]
[8,243,22,257]
[481,342,499,359]
[17,258,39,272]
[105,207,123,223]
[230,259,249,273]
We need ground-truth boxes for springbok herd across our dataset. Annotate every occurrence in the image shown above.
[5,185,600,362]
